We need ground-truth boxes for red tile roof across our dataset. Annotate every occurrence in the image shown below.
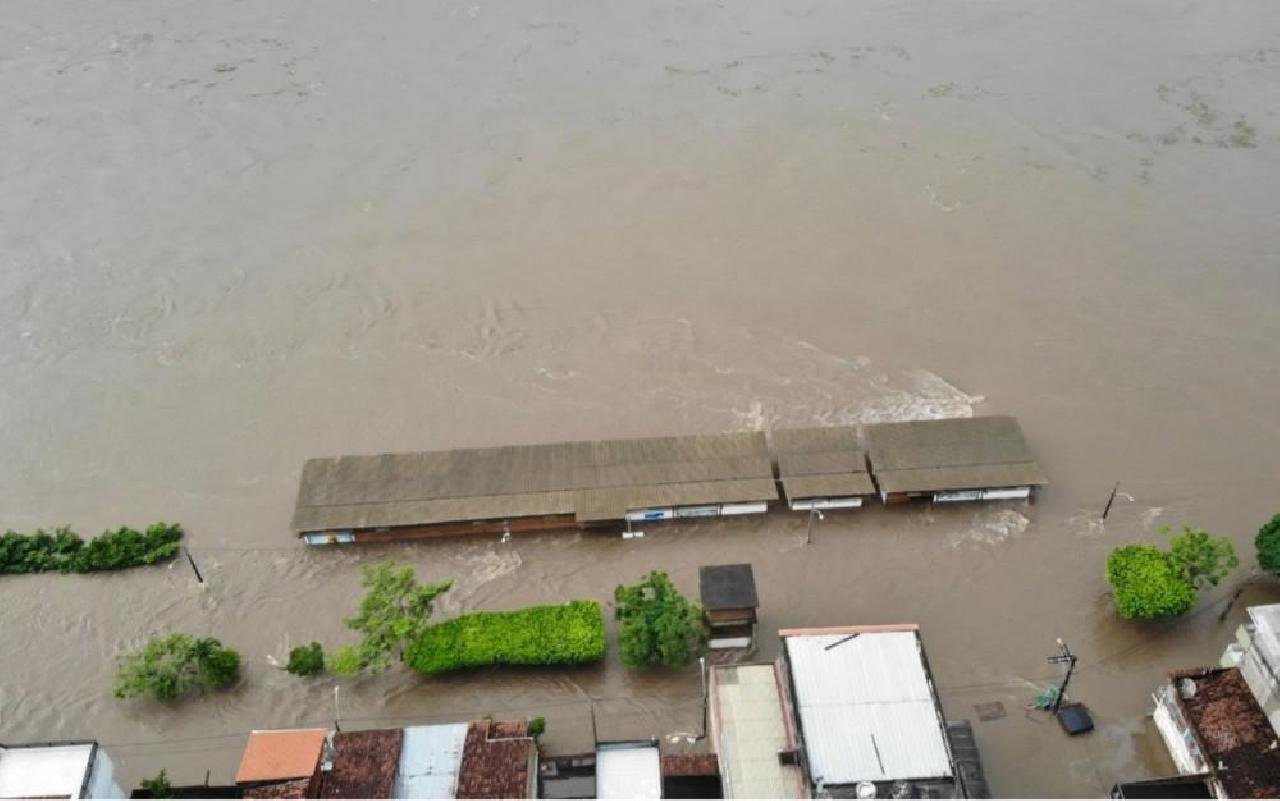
[1170,667,1280,799]
[662,753,720,776]
[236,729,328,784]
[319,729,404,799]
[455,720,536,799]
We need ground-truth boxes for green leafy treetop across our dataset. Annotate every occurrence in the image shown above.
[140,769,175,799]
[113,633,241,702]
[528,716,546,738]
[1256,514,1280,575]
[340,561,453,674]
[614,570,708,669]
[1165,525,1239,588]
[286,642,325,677]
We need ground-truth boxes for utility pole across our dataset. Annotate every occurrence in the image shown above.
[1100,483,1120,520]
[1047,639,1077,713]
[333,685,342,732]
[183,545,204,584]
[699,656,708,739]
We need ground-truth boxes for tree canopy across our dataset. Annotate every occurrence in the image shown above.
[1256,514,1280,575]
[113,633,240,701]
[1165,525,1239,588]
[1106,545,1198,620]
[614,571,707,669]
[340,561,453,674]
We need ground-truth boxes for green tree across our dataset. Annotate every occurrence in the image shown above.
[1105,545,1197,620]
[342,561,453,674]
[329,644,363,677]
[1256,514,1280,575]
[140,769,174,799]
[528,716,546,738]
[1165,525,1239,588]
[113,633,241,701]
[614,571,707,669]
[286,642,325,676]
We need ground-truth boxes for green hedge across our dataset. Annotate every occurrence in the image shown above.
[0,523,183,575]
[406,600,605,675]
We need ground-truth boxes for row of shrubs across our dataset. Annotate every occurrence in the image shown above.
[0,523,184,574]
[406,600,606,675]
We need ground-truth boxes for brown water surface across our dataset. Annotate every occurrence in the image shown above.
[3,1,1280,796]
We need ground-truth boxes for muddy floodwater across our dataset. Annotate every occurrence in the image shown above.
[3,0,1280,796]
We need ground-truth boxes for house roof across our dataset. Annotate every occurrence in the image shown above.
[864,415,1045,494]
[0,741,96,799]
[244,778,315,799]
[1169,667,1280,799]
[292,432,777,531]
[700,564,759,611]
[320,729,403,799]
[596,742,662,800]
[781,625,954,786]
[455,720,536,799]
[710,664,805,799]
[394,724,469,799]
[661,753,720,776]
[773,426,876,500]
[236,729,328,784]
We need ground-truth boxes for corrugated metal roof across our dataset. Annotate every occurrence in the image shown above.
[711,664,804,799]
[395,724,468,799]
[783,630,953,785]
[772,426,874,502]
[293,432,777,531]
[781,474,877,501]
[596,744,662,799]
[864,416,1045,494]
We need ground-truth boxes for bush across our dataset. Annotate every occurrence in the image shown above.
[139,770,174,799]
[1106,545,1197,620]
[329,645,362,677]
[0,523,183,575]
[528,716,546,738]
[615,571,707,669]
[1257,514,1280,575]
[406,601,605,675]
[113,633,241,701]
[286,642,325,676]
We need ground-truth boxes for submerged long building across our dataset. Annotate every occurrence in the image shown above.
[292,415,1046,544]
[292,432,779,544]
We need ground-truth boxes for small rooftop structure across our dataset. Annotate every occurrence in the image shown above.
[455,719,538,799]
[772,426,876,510]
[596,741,662,800]
[0,740,123,799]
[293,432,778,542]
[235,729,328,785]
[322,729,403,798]
[864,415,1046,503]
[1153,666,1280,799]
[709,663,805,799]
[780,624,958,796]
[700,563,759,649]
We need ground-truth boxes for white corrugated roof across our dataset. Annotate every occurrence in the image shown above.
[596,743,662,799]
[1248,604,1280,667]
[394,723,468,799]
[784,630,952,784]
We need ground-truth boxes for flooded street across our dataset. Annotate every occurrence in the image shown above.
[3,0,1280,795]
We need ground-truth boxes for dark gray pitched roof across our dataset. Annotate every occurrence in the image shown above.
[700,564,758,610]
[864,415,1046,494]
[292,432,778,531]
[772,426,876,500]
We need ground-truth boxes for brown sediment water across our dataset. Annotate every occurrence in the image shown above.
[2,1,1280,795]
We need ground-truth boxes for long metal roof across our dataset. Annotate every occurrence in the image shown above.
[596,743,662,799]
[772,426,876,500]
[394,724,468,800]
[864,415,1046,494]
[782,626,953,786]
[292,431,777,531]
